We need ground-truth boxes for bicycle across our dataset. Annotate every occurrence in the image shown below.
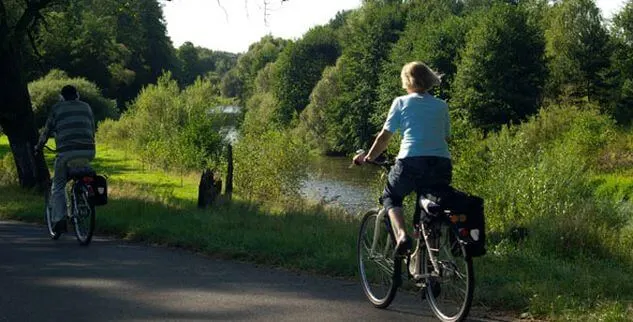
[41,145,97,246]
[356,157,478,322]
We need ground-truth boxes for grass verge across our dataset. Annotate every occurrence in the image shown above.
[1,136,632,320]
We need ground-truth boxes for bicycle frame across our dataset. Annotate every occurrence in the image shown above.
[370,206,445,281]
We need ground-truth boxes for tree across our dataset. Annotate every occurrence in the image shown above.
[0,0,276,188]
[0,0,58,188]
[224,35,288,103]
[543,0,611,105]
[176,41,237,87]
[376,8,468,124]
[608,0,633,123]
[313,1,405,154]
[451,3,546,131]
[271,26,341,126]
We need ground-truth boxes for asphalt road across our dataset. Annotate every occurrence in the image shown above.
[0,220,506,322]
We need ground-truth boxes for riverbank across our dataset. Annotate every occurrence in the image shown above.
[1,136,632,320]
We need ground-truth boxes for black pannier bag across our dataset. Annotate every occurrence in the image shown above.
[90,175,108,206]
[424,187,487,257]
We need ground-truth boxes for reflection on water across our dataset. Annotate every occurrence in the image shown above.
[301,156,385,215]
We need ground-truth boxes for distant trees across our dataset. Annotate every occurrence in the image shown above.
[271,26,341,126]
[221,35,288,102]
[175,41,237,88]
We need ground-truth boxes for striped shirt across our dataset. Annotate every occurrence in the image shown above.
[39,100,95,153]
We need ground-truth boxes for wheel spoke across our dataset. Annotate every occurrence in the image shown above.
[426,222,473,321]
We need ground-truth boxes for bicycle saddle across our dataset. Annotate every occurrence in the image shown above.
[420,198,442,216]
[67,167,96,179]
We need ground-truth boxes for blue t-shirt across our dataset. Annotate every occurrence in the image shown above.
[383,92,451,160]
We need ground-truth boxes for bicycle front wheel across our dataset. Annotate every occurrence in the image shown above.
[358,208,398,308]
[71,183,95,246]
[425,221,474,322]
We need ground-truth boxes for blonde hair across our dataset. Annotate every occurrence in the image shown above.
[400,62,441,92]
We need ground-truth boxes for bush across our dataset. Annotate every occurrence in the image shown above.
[234,129,308,202]
[29,69,118,129]
[452,105,632,260]
[97,73,234,173]
[0,153,18,186]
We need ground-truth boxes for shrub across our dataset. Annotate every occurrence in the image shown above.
[0,153,18,186]
[452,105,631,260]
[97,73,234,173]
[29,69,118,128]
[233,129,308,202]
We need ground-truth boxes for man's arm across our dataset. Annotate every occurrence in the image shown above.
[35,111,54,151]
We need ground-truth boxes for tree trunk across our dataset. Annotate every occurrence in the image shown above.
[0,38,50,189]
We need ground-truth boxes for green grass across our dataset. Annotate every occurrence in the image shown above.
[1,135,632,320]
[592,172,633,203]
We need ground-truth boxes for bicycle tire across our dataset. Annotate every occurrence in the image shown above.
[358,208,398,308]
[425,221,474,322]
[71,182,95,246]
[44,185,61,240]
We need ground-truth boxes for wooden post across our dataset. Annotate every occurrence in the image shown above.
[225,144,233,201]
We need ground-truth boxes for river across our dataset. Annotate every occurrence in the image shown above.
[300,156,384,215]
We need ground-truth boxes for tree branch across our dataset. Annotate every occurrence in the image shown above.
[216,0,229,22]
[12,0,58,41]
[0,0,7,30]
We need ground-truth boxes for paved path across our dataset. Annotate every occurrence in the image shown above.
[0,221,507,321]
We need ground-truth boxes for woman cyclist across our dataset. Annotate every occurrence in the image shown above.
[353,61,452,256]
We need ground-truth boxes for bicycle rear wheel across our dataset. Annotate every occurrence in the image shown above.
[44,186,61,240]
[425,221,474,322]
[71,183,95,246]
[358,209,398,308]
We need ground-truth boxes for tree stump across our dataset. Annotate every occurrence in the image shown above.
[197,169,222,209]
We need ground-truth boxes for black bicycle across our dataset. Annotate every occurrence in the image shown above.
[41,145,97,245]
[356,157,478,322]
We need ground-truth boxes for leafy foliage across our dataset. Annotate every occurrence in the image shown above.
[270,26,341,126]
[543,0,612,106]
[221,36,289,102]
[452,105,629,261]
[451,3,546,131]
[28,69,118,129]
[97,73,233,172]
[175,41,237,87]
[608,0,633,124]
[34,0,177,108]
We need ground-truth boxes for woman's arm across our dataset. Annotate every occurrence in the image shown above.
[366,129,393,161]
[352,129,393,165]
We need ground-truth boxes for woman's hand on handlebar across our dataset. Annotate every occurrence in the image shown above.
[353,149,368,166]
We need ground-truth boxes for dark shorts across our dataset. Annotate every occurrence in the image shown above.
[381,156,452,211]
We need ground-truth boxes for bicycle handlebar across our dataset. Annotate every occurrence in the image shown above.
[352,149,393,169]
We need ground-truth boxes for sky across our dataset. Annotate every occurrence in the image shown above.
[163,0,628,54]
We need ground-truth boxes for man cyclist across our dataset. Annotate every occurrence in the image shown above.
[353,61,452,256]
[35,85,96,234]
